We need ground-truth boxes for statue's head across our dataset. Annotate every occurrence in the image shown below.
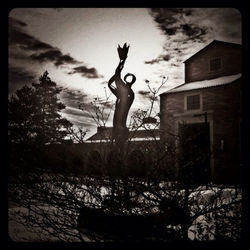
[124,73,136,86]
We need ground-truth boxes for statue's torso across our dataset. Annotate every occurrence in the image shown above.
[113,78,134,128]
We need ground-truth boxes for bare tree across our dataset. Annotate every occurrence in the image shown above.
[8,76,242,242]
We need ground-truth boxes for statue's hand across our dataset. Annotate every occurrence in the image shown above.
[117,43,129,60]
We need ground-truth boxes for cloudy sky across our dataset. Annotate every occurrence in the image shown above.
[8,8,241,138]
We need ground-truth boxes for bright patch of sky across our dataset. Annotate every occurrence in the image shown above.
[9,8,241,138]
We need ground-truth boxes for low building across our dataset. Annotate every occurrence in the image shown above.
[86,125,160,156]
[82,126,162,177]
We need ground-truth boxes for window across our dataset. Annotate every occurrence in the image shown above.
[186,94,200,110]
[210,58,221,71]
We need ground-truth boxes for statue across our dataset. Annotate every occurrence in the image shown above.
[108,43,136,151]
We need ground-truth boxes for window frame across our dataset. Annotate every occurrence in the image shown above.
[184,92,202,112]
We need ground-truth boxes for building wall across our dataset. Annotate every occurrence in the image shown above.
[185,42,242,83]
[160,79,242,184]
[205,80,242,184]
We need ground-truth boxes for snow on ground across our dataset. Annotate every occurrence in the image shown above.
[8,183,242,242]
[8,206,62,241]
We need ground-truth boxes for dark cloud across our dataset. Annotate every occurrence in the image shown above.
[180,24,207,41]
[68,66,103,79]
[9,50,30,61]
[9,17,27,27]
[162,54,171,61]
[171,63,178,67]
[151,8,193,27]
[145,8,217,65]
[30,49,80,66]
[138,90,150,96]
[9,16,103,79]
[23,41,54,51]
[9,17,54,51]
[9,16,103,80]
[59,88,113,130]
[9,16,82,68]
[59,88,94,127]
[149,8,208,43]
[60,88,88,108]
[164,27,178,36]
[150,8,195,33]
[145,58,161,65]
[148,8,241,67]
[145,54,171,64]
[8,66,37,94]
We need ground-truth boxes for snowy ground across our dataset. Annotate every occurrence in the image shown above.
[8,183,242,242]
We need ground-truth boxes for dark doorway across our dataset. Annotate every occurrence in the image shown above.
[178,122,210,186]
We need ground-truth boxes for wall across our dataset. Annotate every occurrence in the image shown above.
[160,79,242,184]
[205,80,242,184]
[185,43,242,83]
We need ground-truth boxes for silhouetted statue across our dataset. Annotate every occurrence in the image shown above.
[108,43,136,150]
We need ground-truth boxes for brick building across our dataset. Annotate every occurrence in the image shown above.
[160,40,242,184]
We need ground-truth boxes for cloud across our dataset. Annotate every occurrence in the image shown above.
[149,8,208,50]
[144,58,161,65]
[9,17,54,51]
[150,8,193,27]
[9,16,82,68]
[59,88,95,127]
[138,90,150,96]
[60,88,89,108]
[9,16,103,80]
[171,62,178,67]
[137,90,153,103]
[62,106,88,117]
[68,65,103,78]
[30,49,80,66]
[180,24,207,41]
[146,8,241,66]
[145,53,171,64]
[164,27,178,36]
[59,88,113,131]
[9,17,27,27]
[60,108,95,129]
[8,66,37,94]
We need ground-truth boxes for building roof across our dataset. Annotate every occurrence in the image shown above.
[161,73,241,95]
[87,127,113,141]
[128,129,160,141]
[183,40,242,63]
[87,126,160,142]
